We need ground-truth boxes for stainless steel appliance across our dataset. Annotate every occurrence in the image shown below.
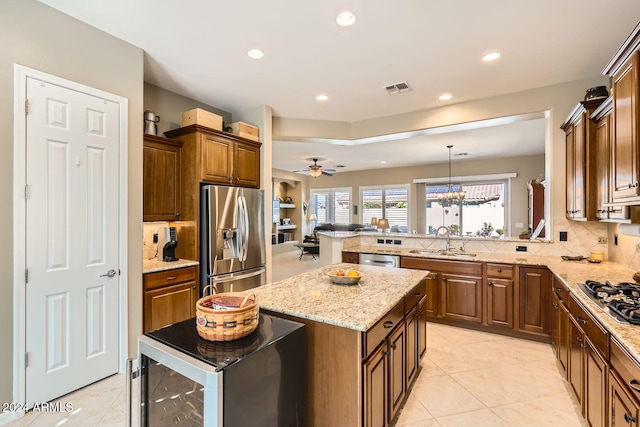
[143,110,160,135]
[200,185,266,294]
[579,280,640,324]
[157,226,178,262]
[136,314,307,426]
[359,253,400,268]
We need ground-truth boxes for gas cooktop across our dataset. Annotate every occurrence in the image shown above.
[579,280,640,325]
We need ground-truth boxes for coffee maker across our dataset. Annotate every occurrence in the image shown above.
[157,227,179,262]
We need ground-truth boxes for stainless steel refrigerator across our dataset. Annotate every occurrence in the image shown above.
[200,185,266,294]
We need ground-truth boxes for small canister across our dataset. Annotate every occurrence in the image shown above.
[144,110,160,135]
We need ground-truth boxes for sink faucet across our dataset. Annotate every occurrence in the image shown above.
[435,226,452,251]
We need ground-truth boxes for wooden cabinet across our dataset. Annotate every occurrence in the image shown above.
[143,134,183,221]
[585,338,608,427]
[342,251,359,264]
[388,324,406,422]
[569,314,586,404]
[364,343,387,427]
[527,182,545,237]
[424,272,439,317]
[362,284,426,427]
[609,336,640,426]
[550,276,570,377]
[561,99,605,221]
[486,263,514,329]
[611,51,640,204]
[143,266,197,332]
[518,266,550,336]
[442,273,483,323]
[163,125,262,261]
[166,124,261,188]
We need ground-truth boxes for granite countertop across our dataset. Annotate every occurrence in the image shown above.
[252,263,429,332]
[345,244,640,364]
[143,258,199,274]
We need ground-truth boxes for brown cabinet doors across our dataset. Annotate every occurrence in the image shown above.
[612,52,640,203]
[143,280,197,332]
[388,324,406,423]
[518,266,550,336]
[609,370,640,427]
[424,273,439,317]
[486,277,514,328]
[200,134,232,184]
[143,135,182,221]
[364,344,388,427]
[442,273,483,323]
[585,339,608,427]
[568,315,585,406]
[405,306,418,386]
[233,141,260,187]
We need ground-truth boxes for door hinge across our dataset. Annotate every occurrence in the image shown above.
[25,100,29,115]
[25,184,30,200]
[25,268,28,284]
[25,352,29,367]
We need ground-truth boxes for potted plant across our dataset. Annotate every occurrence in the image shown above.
[496,229,504,239]
[519,230,530,239]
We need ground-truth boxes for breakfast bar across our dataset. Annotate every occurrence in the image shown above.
[252,263,429,427]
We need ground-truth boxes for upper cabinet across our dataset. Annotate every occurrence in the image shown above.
[143,134,183,221]
[561,99,604,221]
[165,124,261,189]
[603,23,640,205]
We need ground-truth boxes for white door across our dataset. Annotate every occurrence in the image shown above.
[25,77,120,404]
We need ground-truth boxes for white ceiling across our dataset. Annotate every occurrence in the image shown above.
[38,0,640,173]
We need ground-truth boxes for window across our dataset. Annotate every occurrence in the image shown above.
[361,186,409,230]
[311,188,351,224]
[425,182,505,237]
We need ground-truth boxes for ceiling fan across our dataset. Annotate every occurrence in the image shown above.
[294,158,336,177]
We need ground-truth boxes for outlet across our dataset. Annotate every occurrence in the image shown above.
[393,240,402,245]
[385,239,393,244]
[516,245,527,252]
[559,231,568,242]
[153,233,158,243]
[598,237,608,244]
[377,239,384,244]
[615,234,619,245]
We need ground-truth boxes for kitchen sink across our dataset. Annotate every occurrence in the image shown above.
[408,249,476,257]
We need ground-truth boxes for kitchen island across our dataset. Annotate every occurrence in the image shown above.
[253,263,429,427]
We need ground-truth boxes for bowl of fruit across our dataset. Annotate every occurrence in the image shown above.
[328,269,363,285]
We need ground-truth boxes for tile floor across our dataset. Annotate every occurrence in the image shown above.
[4,250,586,426]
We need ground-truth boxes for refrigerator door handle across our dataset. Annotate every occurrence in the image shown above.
[204,267,266,295]
[239,195,250,262]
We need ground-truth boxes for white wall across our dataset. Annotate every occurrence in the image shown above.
[0,0,144,405]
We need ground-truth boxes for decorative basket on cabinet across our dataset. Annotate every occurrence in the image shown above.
[195,288,259,341]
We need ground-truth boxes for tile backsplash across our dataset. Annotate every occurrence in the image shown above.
[143,222,169,260]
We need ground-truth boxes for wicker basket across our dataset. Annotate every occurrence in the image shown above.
[195,292,259,341]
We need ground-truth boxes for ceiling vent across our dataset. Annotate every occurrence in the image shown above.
[384,81,412,95]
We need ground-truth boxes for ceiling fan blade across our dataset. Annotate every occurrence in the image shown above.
[322,170,333,176]
[322,168,336,172]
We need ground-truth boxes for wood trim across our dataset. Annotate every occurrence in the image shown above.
[165,124,262,148]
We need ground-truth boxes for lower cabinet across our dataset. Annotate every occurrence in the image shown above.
[609,337,640,427]
[519,266,551,336]
[364,344,387,427]
[442,273,483,323]
[585,338,608,427]
[143,266,198,332]
[568,315,585,404]
[486,263,515,329]
[363,285,427,427]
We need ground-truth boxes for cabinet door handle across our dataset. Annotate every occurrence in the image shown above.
[553,303,559,309]
[415,293,422,298]
[576,317,587,325]
[625,413,637,423]
[443,277,448,282]
[497,268,502,272]
[175,212,180,217]
[555,287,563,292]
[488,282,493,287]
[383,321,394,329]
[576,337,583,343]
[166,276,177,281]
[385,351,391,357]
[391,343,397,350]
[629,379,640,393]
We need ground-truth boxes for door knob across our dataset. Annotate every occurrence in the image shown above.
[100,269,117,278]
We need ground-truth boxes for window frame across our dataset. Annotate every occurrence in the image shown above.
[359,184,411,230]
[310,187,352,224]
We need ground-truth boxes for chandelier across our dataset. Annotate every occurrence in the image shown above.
[437,145,466,207]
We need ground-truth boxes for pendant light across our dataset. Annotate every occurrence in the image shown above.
[437,145,466,207]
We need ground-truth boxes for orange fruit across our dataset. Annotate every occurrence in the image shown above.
[335,271,345,277]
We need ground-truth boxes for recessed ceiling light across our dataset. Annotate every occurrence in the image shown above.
[316,94,329,101]
[439,93,452,101]
[380,160,387,164]
[482,51,501,62]
[336,11,356,27]
[247,49,264,59]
